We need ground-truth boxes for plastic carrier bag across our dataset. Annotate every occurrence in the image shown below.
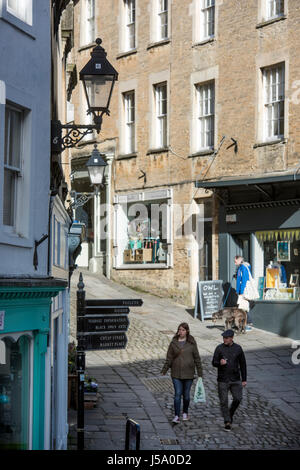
[193,377,206,403]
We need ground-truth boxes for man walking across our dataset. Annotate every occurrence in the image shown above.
[212,329,247,431]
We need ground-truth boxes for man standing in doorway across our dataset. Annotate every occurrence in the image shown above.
[212,329,247,431]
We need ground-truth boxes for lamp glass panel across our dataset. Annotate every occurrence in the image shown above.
[84,75,114,110]
[87,165,105,185]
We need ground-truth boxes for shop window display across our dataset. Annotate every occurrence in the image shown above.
[256,230,300,300]
[123,201,168,265]
[0,335,31,449]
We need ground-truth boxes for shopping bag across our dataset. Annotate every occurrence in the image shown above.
[237,295,250,312]
[243,265,259,301]
[193,377,206,403]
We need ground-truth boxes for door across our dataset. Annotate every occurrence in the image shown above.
[197,198,212,281]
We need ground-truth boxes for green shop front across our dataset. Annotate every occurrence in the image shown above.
[196,172,300,340]
[0,278,67,450]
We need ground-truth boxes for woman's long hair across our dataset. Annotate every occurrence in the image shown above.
[174,322,193,343]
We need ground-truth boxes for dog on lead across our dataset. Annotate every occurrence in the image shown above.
[212,307,247,334]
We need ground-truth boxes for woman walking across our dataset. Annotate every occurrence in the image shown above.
[161,322,203,423]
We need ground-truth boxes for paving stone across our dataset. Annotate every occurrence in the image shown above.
[68,270,300,450]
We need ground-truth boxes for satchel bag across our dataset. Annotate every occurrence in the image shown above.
[243,265,259,301]
[193,377,206,404]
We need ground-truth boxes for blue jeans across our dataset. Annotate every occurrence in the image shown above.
[247,309,253,324]
[172,378,193,416]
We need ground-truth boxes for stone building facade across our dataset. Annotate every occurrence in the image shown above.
[65,0,300,307]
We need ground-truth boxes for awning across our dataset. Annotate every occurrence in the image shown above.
[195,169,300,189]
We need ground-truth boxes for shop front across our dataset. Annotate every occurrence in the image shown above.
[0,279,67,450]
[196,172,300,340]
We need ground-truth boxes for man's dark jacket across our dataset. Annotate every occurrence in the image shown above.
[212,342,247,382]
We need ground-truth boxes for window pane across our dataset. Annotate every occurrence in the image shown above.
[263,64,284,139]
[197,82,214,148]
[268,0,284,18]
[5,107,22,169]
[3,169,16,226]
[155,84,167,147]
[158,0,168,40]
[125,0,135,49]
[86,0,95,43]
[124,92,135,153]
[201,0,215,39]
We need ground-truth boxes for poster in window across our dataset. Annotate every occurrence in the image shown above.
[266,267,280,288]
[277,241,290,262]
[289,274,299,287]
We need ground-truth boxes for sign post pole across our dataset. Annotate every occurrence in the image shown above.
[76,272,86,451]
[75,272,143,451]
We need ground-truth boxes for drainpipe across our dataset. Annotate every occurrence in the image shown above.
[105,154,114,279]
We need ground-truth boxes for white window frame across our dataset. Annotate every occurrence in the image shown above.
[157,0,168,41]
[3,103,23,229]
[154,82,168,149]
[123,91,135,154]
[124,0,136,51]
[6,0,32,25]
[80,0,95,46]
[199,0,215,41]
[262,63,285,141]
[113,189,173,269]
[149,0,171,44]
[196,82,215,151]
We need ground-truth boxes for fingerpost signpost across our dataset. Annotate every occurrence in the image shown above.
[76,273,143,450]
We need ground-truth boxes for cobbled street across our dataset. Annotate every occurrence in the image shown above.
[68,270,300,451]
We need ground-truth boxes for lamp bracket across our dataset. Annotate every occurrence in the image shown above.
[51,117,103,152]
[70,192,95,209]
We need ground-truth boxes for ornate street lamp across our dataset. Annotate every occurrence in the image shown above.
[70,145,108,209]
[52,38,118,152]
[86,144,108,189]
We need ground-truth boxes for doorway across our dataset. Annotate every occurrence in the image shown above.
[233,233,251,263]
